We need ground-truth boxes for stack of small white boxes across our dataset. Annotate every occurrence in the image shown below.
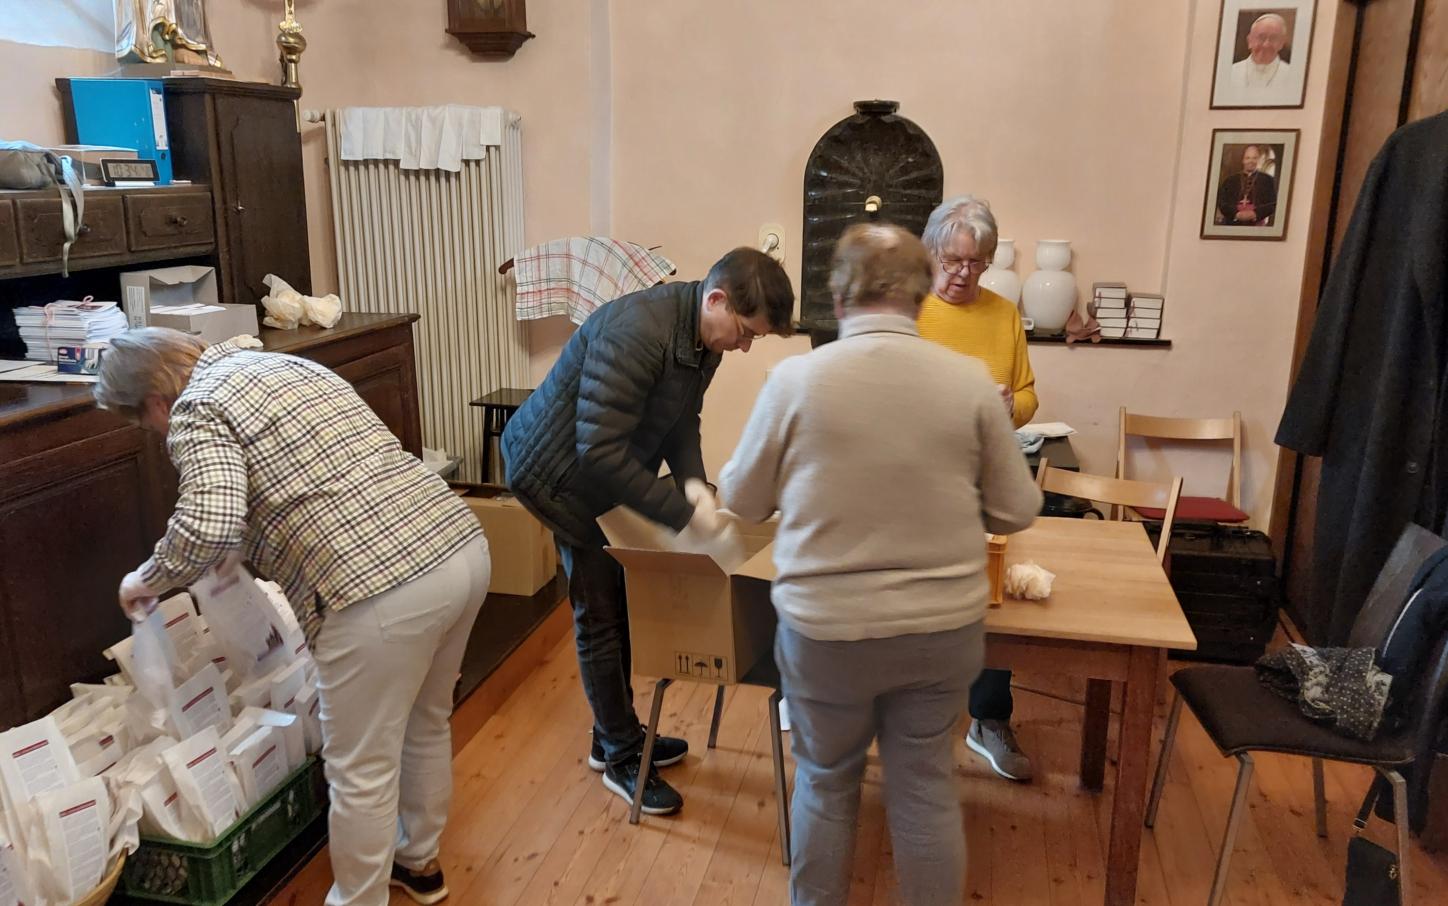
[1091,282,1164,339]
[0,573,320,906]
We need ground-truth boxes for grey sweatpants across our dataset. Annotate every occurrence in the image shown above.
[776,619,985,906]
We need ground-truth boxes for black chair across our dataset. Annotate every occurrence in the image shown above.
[1144,523,1448,906]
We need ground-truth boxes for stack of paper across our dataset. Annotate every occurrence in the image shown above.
[13,301,128,364]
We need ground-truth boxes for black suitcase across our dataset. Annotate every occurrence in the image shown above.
[1144,523,1280,664]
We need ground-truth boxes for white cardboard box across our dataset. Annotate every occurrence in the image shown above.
[119,266,258,342]
[44,145,137,185]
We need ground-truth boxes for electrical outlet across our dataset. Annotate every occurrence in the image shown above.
[758,223,785,264]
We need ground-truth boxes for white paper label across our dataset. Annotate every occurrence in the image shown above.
[150,88,169,151]
[57,796,107,895]
[124,285,149,329]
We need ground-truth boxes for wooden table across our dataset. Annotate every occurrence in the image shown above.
[986,518,1197,906]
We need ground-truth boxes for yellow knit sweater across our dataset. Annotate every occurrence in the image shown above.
[916,289,1039,428]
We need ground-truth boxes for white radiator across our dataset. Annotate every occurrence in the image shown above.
[321,110,528,483]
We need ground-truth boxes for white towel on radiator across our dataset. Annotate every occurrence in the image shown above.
[338,105,511,171]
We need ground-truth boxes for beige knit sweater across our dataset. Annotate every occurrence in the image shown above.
[719,313,1042,641]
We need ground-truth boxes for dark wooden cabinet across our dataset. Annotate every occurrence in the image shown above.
[124,191,215,252]
[164,78,311,309]
[17,194,127,263]
[0,186,216,279]
[0,418,166,716]
[0,314,420,728]
[0,200,18,267]
[333,348,423,457]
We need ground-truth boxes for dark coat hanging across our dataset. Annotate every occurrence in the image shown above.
[1276,109,1448,645]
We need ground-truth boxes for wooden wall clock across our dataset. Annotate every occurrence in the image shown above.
[447,0,535,59]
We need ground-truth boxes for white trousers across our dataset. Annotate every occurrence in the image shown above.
[313,536,490,906]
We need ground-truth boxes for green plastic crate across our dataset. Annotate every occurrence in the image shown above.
[120,757,327,905]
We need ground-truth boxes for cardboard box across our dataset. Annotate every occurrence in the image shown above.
[456,488,558,597]
[119,266,258,342]
[987,534,1007,607]
[599,507,777,685]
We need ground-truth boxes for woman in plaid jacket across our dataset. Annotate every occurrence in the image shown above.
[98,328,488,906]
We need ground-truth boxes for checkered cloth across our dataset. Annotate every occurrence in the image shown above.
[140,343,482,644]
[513,237,676,325]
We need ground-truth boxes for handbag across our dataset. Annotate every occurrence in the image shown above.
[1343,783,1402,906]
[0,140,86,276]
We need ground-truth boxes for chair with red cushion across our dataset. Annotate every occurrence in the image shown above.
[1117,408,1249,524]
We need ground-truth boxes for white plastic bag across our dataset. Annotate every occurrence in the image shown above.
[130,611,177,710]
[259,274,304,329]
[260,274,343,329]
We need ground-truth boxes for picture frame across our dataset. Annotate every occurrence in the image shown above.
[101,158,160,187]
[1210,0,1316,109]
[1201,129,1299,241]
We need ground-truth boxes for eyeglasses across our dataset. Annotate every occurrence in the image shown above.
[939,256,992,275]
[733,311,767,342]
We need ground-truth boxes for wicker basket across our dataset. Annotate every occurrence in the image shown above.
[76,854,125,906]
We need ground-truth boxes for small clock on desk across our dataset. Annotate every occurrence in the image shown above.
[100,158,159,187]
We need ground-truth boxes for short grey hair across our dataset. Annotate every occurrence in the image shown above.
[921,195,999,261]
[95,327,207,419]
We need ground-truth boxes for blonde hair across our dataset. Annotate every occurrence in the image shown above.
[94,328,207,419]
[828,223,934,315]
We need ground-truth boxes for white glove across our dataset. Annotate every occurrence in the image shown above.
[676,479,745,568]
[683,479,720,531]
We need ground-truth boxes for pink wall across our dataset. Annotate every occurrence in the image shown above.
[606,0,1336,527]
[3,0,597,375]
[7,0,1336,526]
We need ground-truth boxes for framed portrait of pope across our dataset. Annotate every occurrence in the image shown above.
[1210,0,1317,109]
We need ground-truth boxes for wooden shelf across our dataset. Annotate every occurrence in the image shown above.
[1027,334,1172,348]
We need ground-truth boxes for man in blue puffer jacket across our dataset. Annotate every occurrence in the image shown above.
[502,248,794,814]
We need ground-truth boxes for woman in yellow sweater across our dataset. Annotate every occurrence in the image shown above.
[917,195,1038,429]
[918,194,1040,782]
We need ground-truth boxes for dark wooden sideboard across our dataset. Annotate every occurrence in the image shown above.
[0,313,423,728]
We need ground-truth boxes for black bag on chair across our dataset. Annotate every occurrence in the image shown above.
[1344,786,1402,906]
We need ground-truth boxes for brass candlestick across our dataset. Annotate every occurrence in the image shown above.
[277,0,306,91]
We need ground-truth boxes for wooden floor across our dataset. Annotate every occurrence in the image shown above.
[278,634,1448,905]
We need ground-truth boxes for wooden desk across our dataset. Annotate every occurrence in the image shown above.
[986,518,1196,906]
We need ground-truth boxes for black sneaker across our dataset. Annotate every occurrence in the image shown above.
[588,735,688,772]
[601,756,684,815]
[390,860,448,904]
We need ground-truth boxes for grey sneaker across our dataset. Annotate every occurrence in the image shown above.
[966,719,1034,782]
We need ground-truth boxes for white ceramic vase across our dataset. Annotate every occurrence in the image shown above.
[1021,239,1077,333]
[978,238,1021,304]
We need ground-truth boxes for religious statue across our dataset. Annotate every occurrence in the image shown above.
[115,0,226,70]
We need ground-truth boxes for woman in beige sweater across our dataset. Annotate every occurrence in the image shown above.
[720,223,1041,906]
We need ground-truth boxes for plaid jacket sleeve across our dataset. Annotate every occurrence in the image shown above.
[139,399,248,590]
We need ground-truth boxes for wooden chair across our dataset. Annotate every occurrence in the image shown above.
[1117,408,1248,524]
[1036,459,1183,562]
[1034,460,1183,791]
[1145,524,1448,906]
